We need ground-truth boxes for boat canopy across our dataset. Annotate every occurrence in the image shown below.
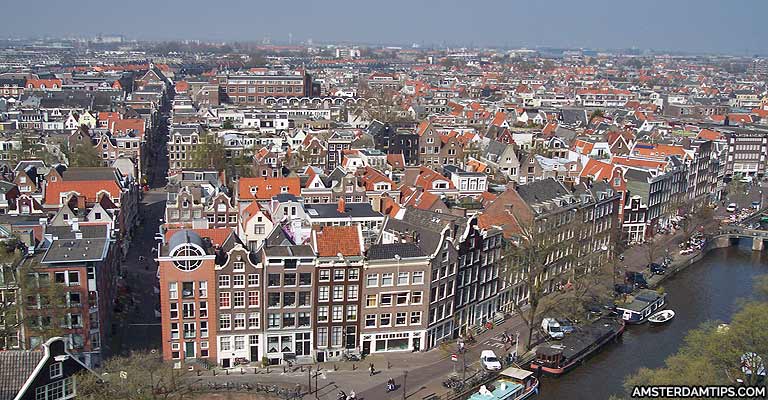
[500,367,534,380]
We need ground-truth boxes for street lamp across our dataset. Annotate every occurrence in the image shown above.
[402,370,408,400]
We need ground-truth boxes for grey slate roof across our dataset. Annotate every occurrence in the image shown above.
[515,178,572,204]
[45,224,108,239]
[367,243,426,260]
[41,238,109,264]
[61,167,118,181]
[0,349,43,400]
[305,203,383,219]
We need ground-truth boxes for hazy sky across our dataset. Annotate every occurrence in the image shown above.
[1,0,765,54]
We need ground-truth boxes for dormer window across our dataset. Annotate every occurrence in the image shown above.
[250,187,257,194]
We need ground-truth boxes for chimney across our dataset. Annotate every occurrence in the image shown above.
[337,197,346,214]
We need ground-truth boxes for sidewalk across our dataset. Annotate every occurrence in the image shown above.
[199,315,531,400]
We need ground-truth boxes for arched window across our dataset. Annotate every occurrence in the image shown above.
[172,244,204,271]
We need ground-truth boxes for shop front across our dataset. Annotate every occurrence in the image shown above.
[361,331,424,354]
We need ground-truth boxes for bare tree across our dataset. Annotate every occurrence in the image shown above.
[76,351,193,400]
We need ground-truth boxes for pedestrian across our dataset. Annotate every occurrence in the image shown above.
[369,363,375,376]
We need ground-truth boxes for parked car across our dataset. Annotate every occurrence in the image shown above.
[752,201,761,209]
[541,318,564,339]
[626,271,649,289]
[649,263,666,275]
[556,318,576,334]
[726,203,738,213]
[480,350,502,370]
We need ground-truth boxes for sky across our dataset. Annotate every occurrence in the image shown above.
[1,0,766,55]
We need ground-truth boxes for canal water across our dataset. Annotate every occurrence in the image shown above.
[540,242,768,399]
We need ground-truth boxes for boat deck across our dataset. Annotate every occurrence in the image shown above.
[536,318,623,361]
[468,380,524,400]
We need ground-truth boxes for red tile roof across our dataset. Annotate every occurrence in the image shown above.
[238,177,301,201]
[44,180,121,207]
[312,225,362,257]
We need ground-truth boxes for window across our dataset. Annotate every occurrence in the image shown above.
[317,327,328,347]
[319,270,330,282]
[381,273,393,286]
[234,313,246,329]
[248,274,259,286]
[268,313,280,329]
[233,292,245,308]
[411,291,423,304]
[219,275,230,288]
[198,281,207,298]
[49,362,62,379]
[299,291,311,307]
[171,323,179,340]
[283,273,297,286]
[220,337,231,351]
[331,326,343,347]
[317,306,328,322]
[412,271,424,284]
[67,271,79,286]
[380,293,393,306]
[397,272,409,286]
[233,275,245,287]
[347,285,358,300]
[348,269,359,281]
[365,314,376,327]
[219,292,231,308]
[169,303,178,319]
[235,336,245,350]
[282,313,295,327]
[200,321,208,338]
[248,291,259,307]
[380,313,391,326]
[366,274,378,287]
[182,302,195,319]
[332,305,343,322]
[346,305,358,321]
[181,282,194,298]
[249,313,260,328]
[366,294,377,307]
[219,314,231,330]
[396,293,408,305]
[169,282,178,299]
[298,312,310,327]
[299,273,312,286]
[333,286,344,301]
[268,274,280,287]
[319,287,329,301]
[200,301,208,318]
[183,322,196,339]
[396,312,407,326]
[233,262,245,272]
[283,292,296,307]
[333,269,345,281]
[410,311,422,325]
[35,377,75,400]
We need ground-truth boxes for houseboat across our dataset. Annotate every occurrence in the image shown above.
[530,317,625,376]
[615,289,667,324]
[468,367,539,400]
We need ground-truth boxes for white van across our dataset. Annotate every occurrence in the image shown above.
[541,318,564,339]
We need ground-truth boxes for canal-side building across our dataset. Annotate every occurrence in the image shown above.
[310,225,364,361]
[361,243,430,353]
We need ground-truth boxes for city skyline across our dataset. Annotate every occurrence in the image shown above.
[0,0,766,55]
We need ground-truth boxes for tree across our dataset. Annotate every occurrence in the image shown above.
[66,143,103,167]
[221,120,235,129]
[190,133,226,171]
[726,179,749,207]
[504,219,610,350]
[621,277,768,396]
[589,109,605,123]
[0,238,23,349]
[76,351,193,400]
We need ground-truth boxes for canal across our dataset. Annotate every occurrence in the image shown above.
[540,242,768,399]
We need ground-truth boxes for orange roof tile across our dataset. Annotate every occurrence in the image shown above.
[44,180,121,206]
[312,225,362,257]
[238,177,301,201]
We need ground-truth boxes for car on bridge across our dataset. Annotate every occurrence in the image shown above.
[726,203,738,213]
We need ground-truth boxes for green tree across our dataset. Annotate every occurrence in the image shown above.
[221,120,235,129]
[589,109,605,123]
[0,238,23,349]
[76,351,192,400]
[66,143,103,167]
[190,133,226,171]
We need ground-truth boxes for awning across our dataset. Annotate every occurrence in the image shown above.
[500,366,534,380]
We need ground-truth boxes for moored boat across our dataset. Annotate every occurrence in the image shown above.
[468,367,539,400]
[615,289,667,324]
[529,316,625,376]
[648,309,675,325]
